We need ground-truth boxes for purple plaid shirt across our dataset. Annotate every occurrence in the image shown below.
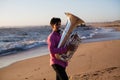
[47,31,68,68]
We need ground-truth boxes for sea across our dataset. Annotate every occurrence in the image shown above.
[0,25,120,68]
[0,26,51,68]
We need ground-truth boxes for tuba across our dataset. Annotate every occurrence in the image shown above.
[58,12,85,48]
[56,12,85,61]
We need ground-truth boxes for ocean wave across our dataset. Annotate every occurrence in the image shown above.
[0,26,51,56]
[0,40,47,56]
[0,26,118,56]
[73,26,116,40]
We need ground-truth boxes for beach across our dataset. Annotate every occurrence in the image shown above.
[0,0,120,79]
[0,22,120,80]
[0,39,120,80]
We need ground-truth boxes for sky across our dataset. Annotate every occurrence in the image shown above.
[0,0,120,27]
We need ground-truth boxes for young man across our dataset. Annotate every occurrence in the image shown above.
[47,17,74,80]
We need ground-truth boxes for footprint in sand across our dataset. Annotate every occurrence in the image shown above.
[25,77,28,79]
[34,67,41,71]
[70,67,120,80]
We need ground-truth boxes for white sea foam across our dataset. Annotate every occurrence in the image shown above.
[80,27,120,43]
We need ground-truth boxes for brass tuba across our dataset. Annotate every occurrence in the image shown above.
[56,12,85,61]
[58,12,85,48]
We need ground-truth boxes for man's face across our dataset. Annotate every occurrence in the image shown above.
[56,22,61,29]
[53,22,61,31]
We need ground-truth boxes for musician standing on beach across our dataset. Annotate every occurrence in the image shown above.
[47,17,74,80]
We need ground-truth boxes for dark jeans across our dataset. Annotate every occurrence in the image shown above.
[52,64,68,80]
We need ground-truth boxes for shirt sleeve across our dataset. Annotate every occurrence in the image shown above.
[47,36,67,54]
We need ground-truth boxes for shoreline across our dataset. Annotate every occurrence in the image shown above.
[0,45,49,69]
[0,40,120,80]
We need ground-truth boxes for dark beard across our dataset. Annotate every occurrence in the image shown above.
[57,29,62,34]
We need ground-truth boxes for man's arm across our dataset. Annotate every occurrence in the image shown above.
[48,36,67,54]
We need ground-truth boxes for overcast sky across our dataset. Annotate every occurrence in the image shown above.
[0,0,120,27]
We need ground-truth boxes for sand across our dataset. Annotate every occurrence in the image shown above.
[0,39,120,80]
[69,40,120,80]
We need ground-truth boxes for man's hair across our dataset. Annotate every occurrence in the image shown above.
[50,17,61,26]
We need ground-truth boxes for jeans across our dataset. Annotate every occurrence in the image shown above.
[52,64,68,80]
